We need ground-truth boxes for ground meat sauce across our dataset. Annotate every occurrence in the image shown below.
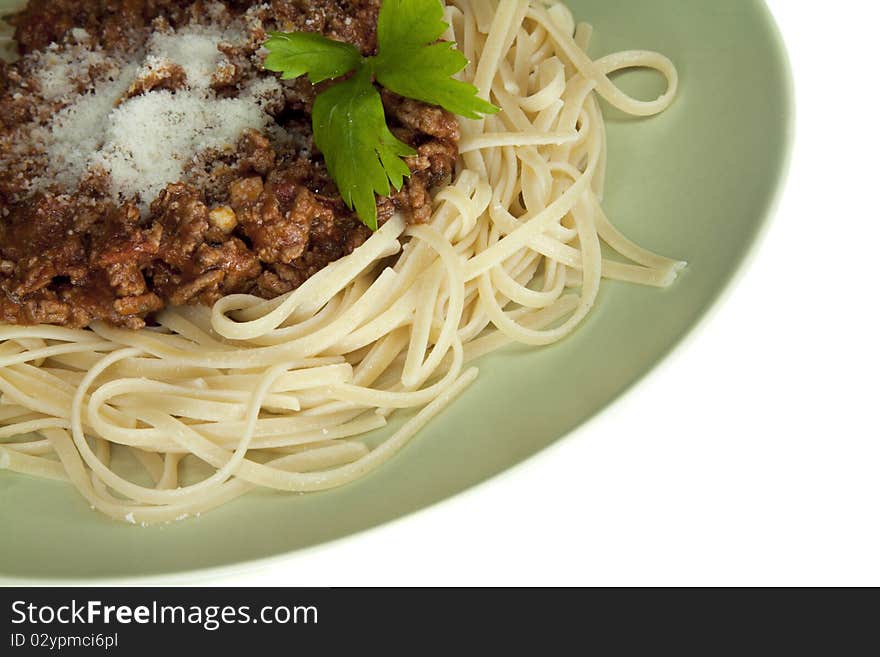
[0,0,459,328]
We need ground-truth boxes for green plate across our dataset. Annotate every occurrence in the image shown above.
[0,0,792,580]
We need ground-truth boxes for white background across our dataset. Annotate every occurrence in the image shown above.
[197,1,879,586]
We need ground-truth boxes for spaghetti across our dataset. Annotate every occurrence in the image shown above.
[0,0,684,524]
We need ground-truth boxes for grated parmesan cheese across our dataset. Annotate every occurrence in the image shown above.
[36,42,113,102]
[31,21,281,211]
[148,25,234,90]
[70,28,91,43]
[37,54,76,101]
[39,62,139,191]
[93,79,281,209]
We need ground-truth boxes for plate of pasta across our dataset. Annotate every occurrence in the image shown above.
[0,0,791,579]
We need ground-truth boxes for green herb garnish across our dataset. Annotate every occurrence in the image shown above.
[264,0,499,231]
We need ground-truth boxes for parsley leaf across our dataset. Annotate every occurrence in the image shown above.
[375,0,451,54]
[373,0,498,119]
[262,0,500,230]
[374,42,499,120]
[313,67,416,231]
[263,32,361,83]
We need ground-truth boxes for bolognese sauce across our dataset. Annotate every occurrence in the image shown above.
[0,0,459,328]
